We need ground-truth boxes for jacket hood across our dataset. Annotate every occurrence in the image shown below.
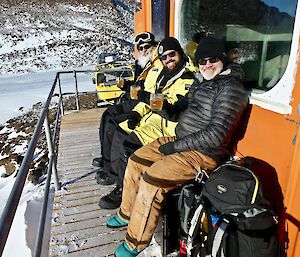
[222,63,245,81]
[195,63,245,83]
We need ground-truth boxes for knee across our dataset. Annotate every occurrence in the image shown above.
[123,165,139,187]
[126,158,135,173]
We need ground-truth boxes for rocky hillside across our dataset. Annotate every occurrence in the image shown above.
[0,0,134,74]
[0,0,134,179]
[0,93,97,181]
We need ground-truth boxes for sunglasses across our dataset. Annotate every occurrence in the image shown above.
[134,32,152,44]
[160,51,176,61]
[198,57,220,65]
[138,44,152,52]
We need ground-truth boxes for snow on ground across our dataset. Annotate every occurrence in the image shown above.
[0,174,54,257]
[0,0,134,74]
[0,65,95,125]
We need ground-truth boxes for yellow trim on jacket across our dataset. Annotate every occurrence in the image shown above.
[119,56,196,143]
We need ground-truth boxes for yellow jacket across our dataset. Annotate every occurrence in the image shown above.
[135,45,163,84]
[119,56,196,145]
[185,41,198,64]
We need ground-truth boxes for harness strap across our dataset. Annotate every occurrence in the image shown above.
[211,219,229,257]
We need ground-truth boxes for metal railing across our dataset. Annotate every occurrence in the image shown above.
[0,69,99,257]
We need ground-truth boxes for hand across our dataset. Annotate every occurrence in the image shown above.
[127,111,141,130]
[137,90,151,104]
[159,142,175,155]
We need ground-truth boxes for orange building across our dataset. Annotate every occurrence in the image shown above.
[134,0,300,256]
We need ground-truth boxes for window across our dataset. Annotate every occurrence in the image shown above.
[176,0,297,93]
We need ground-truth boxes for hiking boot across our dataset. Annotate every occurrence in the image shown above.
[115,242,138,257]
[95,167,106,180]
[106,213,128,228]
[99,186,122,209]
[96,171,117,185]
[92,157,103,167]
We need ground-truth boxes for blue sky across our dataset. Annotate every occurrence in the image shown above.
[262,0,297,16]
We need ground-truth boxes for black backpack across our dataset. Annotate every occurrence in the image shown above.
[185,163,284,257]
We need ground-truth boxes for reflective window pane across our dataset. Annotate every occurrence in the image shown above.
[180,0,297,91]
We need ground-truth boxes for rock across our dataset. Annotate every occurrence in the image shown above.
[28,169,44,185]
[4,162,16,176]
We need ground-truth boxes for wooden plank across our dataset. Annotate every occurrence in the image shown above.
[49,108,128,257]
[49,108,165,257]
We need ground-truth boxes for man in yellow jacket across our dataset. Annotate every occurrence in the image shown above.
[98,37,196,209]
[93,32,163,183]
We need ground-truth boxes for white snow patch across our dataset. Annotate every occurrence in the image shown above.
[0,176,54,257]
[8,130,27,139]
[0,154,9,161]
[13,141,28,155]
[0,165,7,176]
[0,126,14,134]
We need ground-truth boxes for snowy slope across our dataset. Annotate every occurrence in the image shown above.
[0,2,135,256]
[0,0,134,74]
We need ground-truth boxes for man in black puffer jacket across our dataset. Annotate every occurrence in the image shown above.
[106,37,249,257]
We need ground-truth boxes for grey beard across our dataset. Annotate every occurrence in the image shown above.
[137,52,152,68]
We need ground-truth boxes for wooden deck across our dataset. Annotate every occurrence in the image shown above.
[49,108,126,257]
[48,108,164,257]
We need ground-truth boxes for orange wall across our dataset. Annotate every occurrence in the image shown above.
[169,0,175,37]
[134,0,152,35]
[237,106,297,193]
[284,37,300,256]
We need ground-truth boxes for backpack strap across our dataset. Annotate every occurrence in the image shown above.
[211,218,230,257]
[187,203,205,256]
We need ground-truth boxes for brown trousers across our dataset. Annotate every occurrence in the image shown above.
[117,136,217,251]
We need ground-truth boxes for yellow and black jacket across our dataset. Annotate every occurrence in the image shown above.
[119,55,196,145]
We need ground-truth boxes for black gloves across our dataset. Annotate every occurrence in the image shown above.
[159,142,176,155]
[127,111,141,130]
[137,90,151,104]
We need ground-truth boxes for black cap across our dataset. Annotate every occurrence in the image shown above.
[195,37,228,64]
[158,37,184,56]
[192,32,206,44]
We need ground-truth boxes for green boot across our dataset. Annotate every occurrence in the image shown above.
[106,214,128,228]
[115,241,138,257]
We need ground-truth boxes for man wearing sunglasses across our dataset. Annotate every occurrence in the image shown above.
[92,32,162,184]
[107,37,248,257]
[98,37,196,209]
[134,32,157,71]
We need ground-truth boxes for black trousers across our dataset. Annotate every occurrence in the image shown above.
[99,99,138,172]
[110,127,142,188]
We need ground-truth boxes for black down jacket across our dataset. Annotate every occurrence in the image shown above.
[165,64,248,163]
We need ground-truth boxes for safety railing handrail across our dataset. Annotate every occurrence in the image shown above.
[0,69,99,257]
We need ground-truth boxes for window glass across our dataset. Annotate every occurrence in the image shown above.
[180,0,297,91]
[97,73,105,83]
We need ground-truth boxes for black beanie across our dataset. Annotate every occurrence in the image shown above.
[158,37,184,56]
[195,37,228,64]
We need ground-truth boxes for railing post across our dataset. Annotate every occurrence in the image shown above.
[44,114,61,190]
[73,70,80,111]
[57,75,64,116]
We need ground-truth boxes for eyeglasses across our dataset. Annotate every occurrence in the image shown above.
[160,51,176,61]
[134,32,152,45]
[198,57,220,65]
[138,43,152,52]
